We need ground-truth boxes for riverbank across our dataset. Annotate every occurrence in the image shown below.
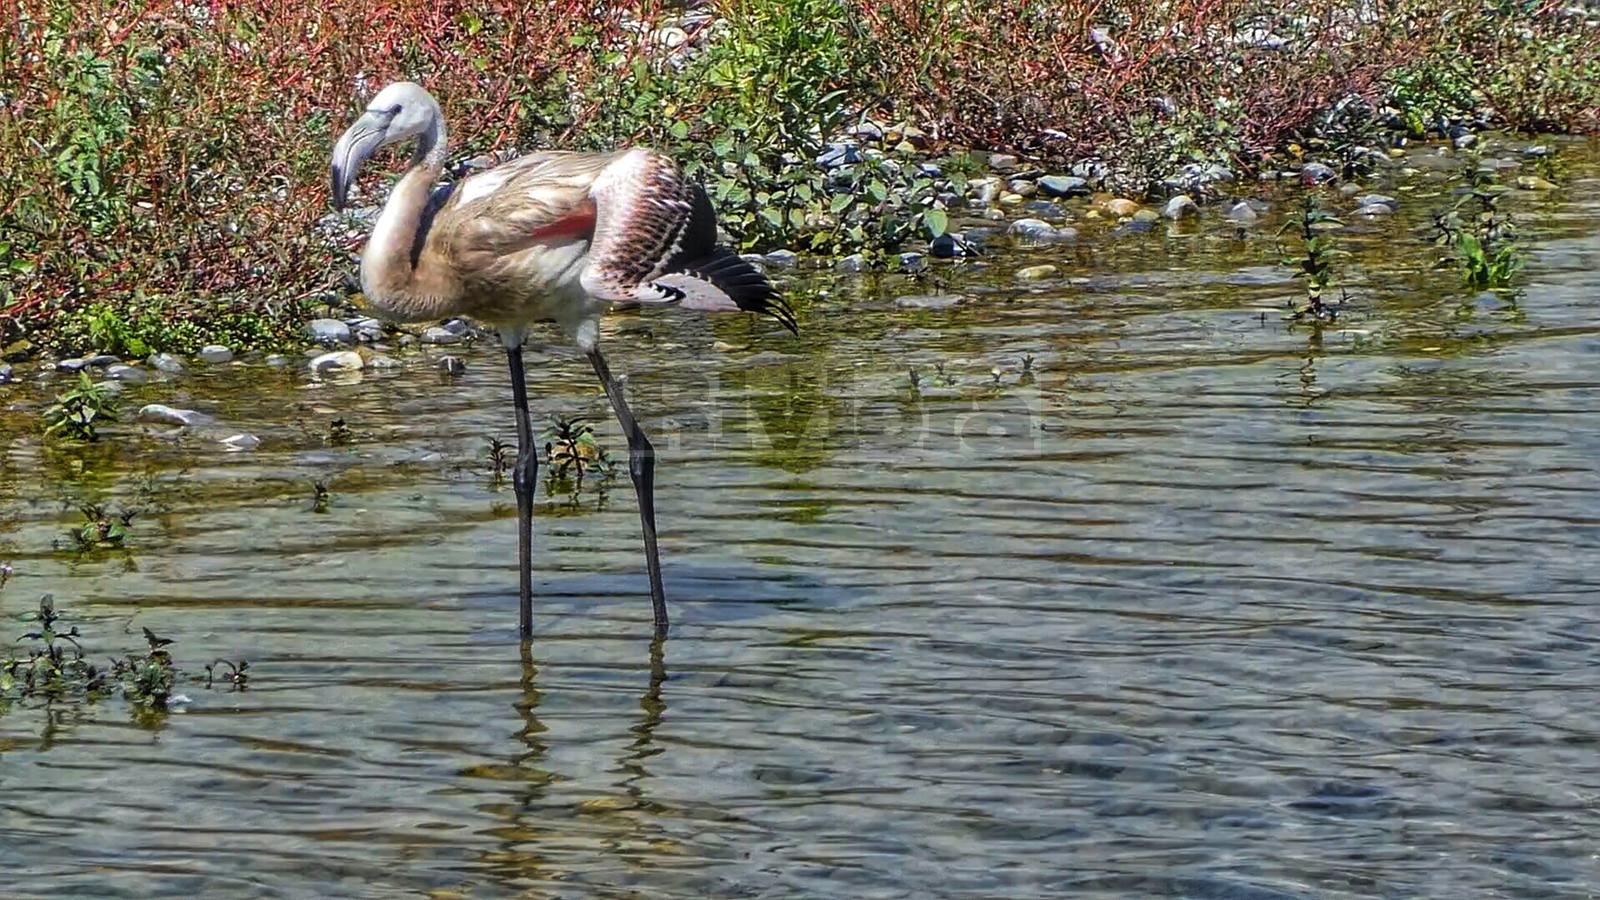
[1,0,1596,360]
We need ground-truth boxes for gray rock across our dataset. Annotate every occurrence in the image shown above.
[896,294,962,309]
[309,350,364,373]
[198,345,234,364]
[1008,218,1056,238]
[898,251,927,273]
[0,364,12,384]
[835,254,868,272]
[815,143,864,168]
[764,249,799,267]
[437,356,466,376]
[1300,162,1336,183]
[1454,132,1478,149]
[928,233,967,258]
[1226,201,1259,225]
[1522,144,1553,158]
[1338,182,1362,197]
[307,318,352,345]
[55,358,88,373]
[1015,264,1059,281]
[366,353,402,369]
[421,326,461,344]
[348,317,385,342]
[1408,153,1459,173]
[1202,163,1235,184]
[138,404,215,427]
[1357,203,1394,216]
[969,178,1001,205]
[1355,193,1399,210]
[916,162,942,178]
[1007,179,1038,198]
[1132,209,1160,224]
[149,353,186,374]
[105,364,149,384]
[218,433,261,451]
[84,354,120,368]
[1037,175,1089,197]
[441,317,472,335]
[265,354,291,367]
[1163,195,1199,219]
[988,153,1019,172]
[1022,200,1068,219]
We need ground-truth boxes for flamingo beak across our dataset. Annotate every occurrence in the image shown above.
[330,115,386,210]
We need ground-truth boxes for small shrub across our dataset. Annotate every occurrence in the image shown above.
[1434,167,1523,290]
[1278,195,1347,321]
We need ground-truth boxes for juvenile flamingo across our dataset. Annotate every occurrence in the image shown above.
[330,82,796,638]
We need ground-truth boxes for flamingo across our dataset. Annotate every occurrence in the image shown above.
[329,82,796,638]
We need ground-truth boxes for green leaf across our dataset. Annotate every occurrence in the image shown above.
[867,180,888,202]
[830,194,853,214]
[923,209,948,239]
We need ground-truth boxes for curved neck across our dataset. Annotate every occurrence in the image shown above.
[360,106,457,320]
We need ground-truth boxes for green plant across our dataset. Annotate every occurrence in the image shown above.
[0,594,110,704]
[42,372,119,441]
[1278,194,1348,321]
[1434,167,1523,289]
[543,416,613,485]
[488,437,513,481]
[64,503,136,550]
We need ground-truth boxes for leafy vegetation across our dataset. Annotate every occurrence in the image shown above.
[0,0,1594,353]
[543,416,614,487]
[1278,195,1347,321]
[1434,168,1524,290]
[42,372,119,442]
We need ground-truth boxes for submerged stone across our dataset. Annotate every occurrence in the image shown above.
[835,253,868,272]
[309,350,364,373]
[421,326,461,344]
[105,364,149,384]
[149,353,186,374]
[1015,264,1059,281]
[1226,201,1259,225]
[437,356,466,376]
[1163,195,1199,219]
[138,404,216,427]
[218,433,261,451]
[198,345,234,364]
[896,294,962,309]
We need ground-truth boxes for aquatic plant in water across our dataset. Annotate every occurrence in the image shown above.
[42,372,119,442]
[543,416,613,486]
[1279,195,1347,321]
[1434,167,1523,290]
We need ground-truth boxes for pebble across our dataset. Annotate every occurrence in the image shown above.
[198,345,234,364]
[149,353,185,374]
[999,192,1025,205]
[1021,200,1068,220]
[896,294,962,309]
[421,326,461,344]
[437,356,466,376]
[218,433,261,451]
[1007,179,1038,198]
[1226,201,1259,225]
[84,354,119,367]
[1038,175,1089,197]
[1454,133,1478,149]
[1008,218,1056,239]
[764,249,799,267]
[1015,264,1059,281]
[969,178,1001,205]
[1516,175,1557,191]
[265,354,291,367]
[815,143,864,168]
[1300,162,1337,183]
[308,318,353,345]
[105,364,149,384]
[1102,198,1140,217]
[309,350,364,373]
[711,341,738,352]
[1522,145,1553,158]
[1131,209,1160,224]
[898,251,927,273]
[56,358,89,373]
[1163,195,1199,219]
[0,363,12,384]
[138,404,216,427]
[1357,203,1394,216]
[988,153,1019,172]
[1355,193,1399,210]
[1338,182,1362,197]
[441,318,472,335]
[349,317,385,342]
[836,253,868,272]
[929,233,966,258]
[365,353,402,369]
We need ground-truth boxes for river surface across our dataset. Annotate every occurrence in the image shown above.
[2,138,1599,898]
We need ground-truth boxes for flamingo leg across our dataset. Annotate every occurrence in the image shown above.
[506,338,538,639]
[587,348,668,634]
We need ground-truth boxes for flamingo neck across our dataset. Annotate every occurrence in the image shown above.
[360,112,457,321]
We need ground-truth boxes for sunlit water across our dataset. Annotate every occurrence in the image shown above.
[3,138,1599,898]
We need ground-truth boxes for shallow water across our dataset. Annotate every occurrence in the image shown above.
[3,139,1600,898]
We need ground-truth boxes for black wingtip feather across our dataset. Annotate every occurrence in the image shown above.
[673,247,798,334]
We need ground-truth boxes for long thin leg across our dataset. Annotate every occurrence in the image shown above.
[507,340,538,639]
[587,347,668,633]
